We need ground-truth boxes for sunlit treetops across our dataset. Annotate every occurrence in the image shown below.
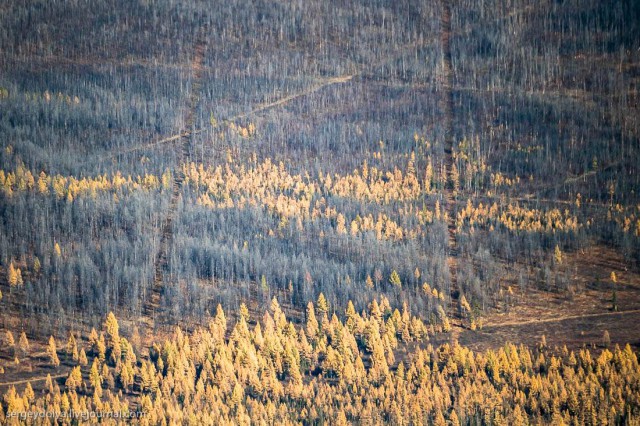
[184,155,423,206]
[456,199,581,233]
[0,165,161,200]
[321,154,421,203]
[2,157,637,241]
[227,121,256,139]
[2,300,640,424]
[184,158,429,242]
[18,90,81,105]
[607,204,640,237]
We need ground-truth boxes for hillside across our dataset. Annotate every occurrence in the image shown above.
[1,0,639,423]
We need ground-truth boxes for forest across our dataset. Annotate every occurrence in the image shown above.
[1,0,639,423]
[2,304,640,424]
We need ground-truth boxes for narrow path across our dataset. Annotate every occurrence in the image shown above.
[471,192,614,211]
[0,372,68,388]
[142,33,207,333]
[439,0,460,307]
[562,160,623,186]
[483,308,640,329]
[113,131,195,157]
[102,75,353,160]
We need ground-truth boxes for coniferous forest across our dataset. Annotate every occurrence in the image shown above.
[1,0,639,424]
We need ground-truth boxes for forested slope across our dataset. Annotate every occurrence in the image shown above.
[1,0,639,422]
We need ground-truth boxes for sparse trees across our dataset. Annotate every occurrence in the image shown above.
[0,0,638,422]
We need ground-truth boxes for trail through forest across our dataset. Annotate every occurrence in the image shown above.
[438,0,460,310]
[142,33,207,333]
[103,75,353,159]
[484,308,640,328]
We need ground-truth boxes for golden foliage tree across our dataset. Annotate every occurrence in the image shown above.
[47,336,60,367]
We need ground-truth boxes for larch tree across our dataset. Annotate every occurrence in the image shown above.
[240,303,250,322]
[7,262,19,287]
[365,274,374,290]
[33,257,41,274]
[554,245,563,265]
[47,336,60,367]
[345,301,357,332]
[424,158,433,193]
[336,213,347,235]
[65,366,83,391]
[389,270,402,288]
[459,294,471,319]
[54,242,62,258]
[316,293,328,315]
[79,348,88,366]
[451,162,460,196]
[18,332,29,357]
[104,312,121,364]
[23,382,34,404]
[5,331,15,349]
[306,302,319,342]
